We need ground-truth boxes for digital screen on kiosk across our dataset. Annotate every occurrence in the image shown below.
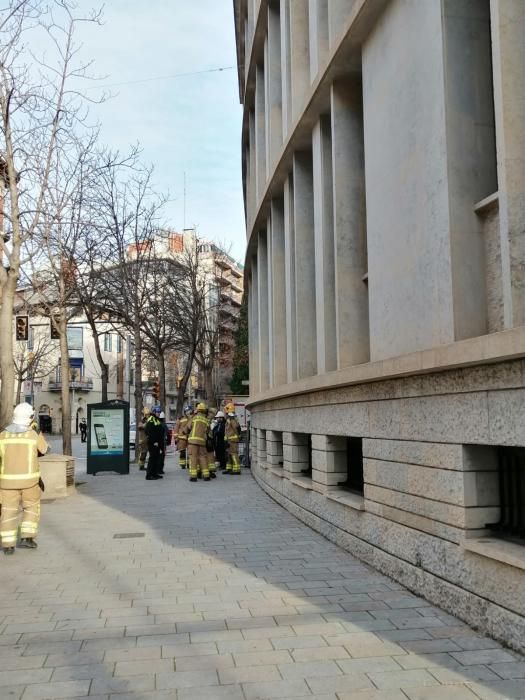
[90,409,124,455]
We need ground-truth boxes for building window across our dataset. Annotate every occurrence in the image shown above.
[338,437,364,495]
[301,434,313,478]
[27,326,34,350]
[488,446,525,542]
[117,335,123,353]
[104,333,112,352]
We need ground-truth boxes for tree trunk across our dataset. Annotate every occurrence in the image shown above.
[0,280,16,430]
[16,375,23,405]
[158,351,166,411]
[89,317,108,402]
[175,348,195,417]
[133,322,143,460]
[204,364,215,406]
[59,313,72,455]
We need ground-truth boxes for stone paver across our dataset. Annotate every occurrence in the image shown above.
[0,453,523,699]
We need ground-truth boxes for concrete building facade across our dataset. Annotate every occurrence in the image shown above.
[233,0,525,651]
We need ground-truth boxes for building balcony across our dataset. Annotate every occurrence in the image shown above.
[48,378,94,392]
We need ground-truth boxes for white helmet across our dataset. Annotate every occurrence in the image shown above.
[159,411,165,419]
[13,402,35,427]
[215,411,225,418]
[228,412,235,418]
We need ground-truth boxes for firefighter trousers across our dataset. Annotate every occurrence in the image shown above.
[227,442,241,474]
[188,444,209,479]
[0,484,41,547]
[178,446,187,469]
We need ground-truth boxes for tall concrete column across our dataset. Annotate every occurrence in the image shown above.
[309,0,329,81]
[257,230,270,391]
[491,0,525,328]
[248,110,256,225]
[266,1,283,172]
[313,116,336,373]
[266,216,274,386]
[280,0,292,138]
[250,259,260,396]
[284,175,297,382]
[328,0,355,48]
[289,1,310,124]
[331,79,369,368]
[293,151,317,379]
[270,197,287,387]
[255,64,267,204]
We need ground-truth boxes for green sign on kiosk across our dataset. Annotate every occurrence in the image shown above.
[87,400,130,475]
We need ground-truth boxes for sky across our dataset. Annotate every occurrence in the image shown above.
[76,0,246,262]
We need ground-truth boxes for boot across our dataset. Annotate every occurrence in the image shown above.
[204,476,210,482]
[139,465,146,471]
[210,472,216,479]
[19,538,37,549]
[3,547,15,555]
[190,477,197,482]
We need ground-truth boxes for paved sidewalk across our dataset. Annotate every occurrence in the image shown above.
[0,455,524,700]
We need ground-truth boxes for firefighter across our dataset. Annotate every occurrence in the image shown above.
[175,405,192,469]
[137,407,150,471]
[213,411,227,472]
[207,407,217,478]
[0,402,49,555]
[225,406,242,475]
[145,406,164,480]
[186,403,210,482]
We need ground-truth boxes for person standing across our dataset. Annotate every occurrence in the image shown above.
[213,411,227,473]
[137,407,150,471]
[175,405,192,469]
[185,403,210,482]
[225,407,242,475]
[206,407,217,479]
[145,407,164,480]
[0,403,49,555]
[79,417,87,443]
[158,411,169,475]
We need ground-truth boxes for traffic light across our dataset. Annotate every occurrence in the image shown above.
[152,378,160,401]
[15,315,28,341]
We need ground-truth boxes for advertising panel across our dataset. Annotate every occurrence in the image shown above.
[90,408,124,456]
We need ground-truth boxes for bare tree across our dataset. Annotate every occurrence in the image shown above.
[0,0,103,429]
[13,333,55,404]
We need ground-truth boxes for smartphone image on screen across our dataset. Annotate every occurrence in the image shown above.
[94,424,108,449]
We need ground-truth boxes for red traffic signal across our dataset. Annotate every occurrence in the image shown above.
[152,378,160,400]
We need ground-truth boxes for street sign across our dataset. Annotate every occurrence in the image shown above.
[87,399,130,475]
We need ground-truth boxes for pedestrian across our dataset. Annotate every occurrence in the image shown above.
[145,406,164,481]
[0,403,49,555]
[158,411,169,475]
[206,407,217,478]
[137,407,150,471]
[174,405,192,469]
[79,417,87,443]
[213,411,227,473]
[225,404,242,475]
[185,403,211,482]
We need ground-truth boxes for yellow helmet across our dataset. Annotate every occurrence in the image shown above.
[224,402,235,414]
[143,407,150,416]
[196,402,207,413]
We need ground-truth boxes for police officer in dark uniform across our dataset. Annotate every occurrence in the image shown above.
[145,407,164,480]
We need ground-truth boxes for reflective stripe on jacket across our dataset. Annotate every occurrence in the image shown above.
[187,414,208,446]
[0,429,48,490]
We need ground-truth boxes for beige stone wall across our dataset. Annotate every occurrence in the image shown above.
[249,359,525,652]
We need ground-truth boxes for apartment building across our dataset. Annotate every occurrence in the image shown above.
[234,0,525,651]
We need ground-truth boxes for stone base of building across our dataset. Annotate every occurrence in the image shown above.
[249,358,525,653]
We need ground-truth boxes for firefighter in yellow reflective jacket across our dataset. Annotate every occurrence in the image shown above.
[225,408,241,475]
[175,405,192,469]
[185,403,210,482]
[0,403,49,555]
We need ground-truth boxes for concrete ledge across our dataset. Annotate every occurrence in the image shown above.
[39,454,76,499]
[247,326,525,408]
[289,475,314,491]
[268,466,285,479]
[326,490,365,511]
[463,537,525,573]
